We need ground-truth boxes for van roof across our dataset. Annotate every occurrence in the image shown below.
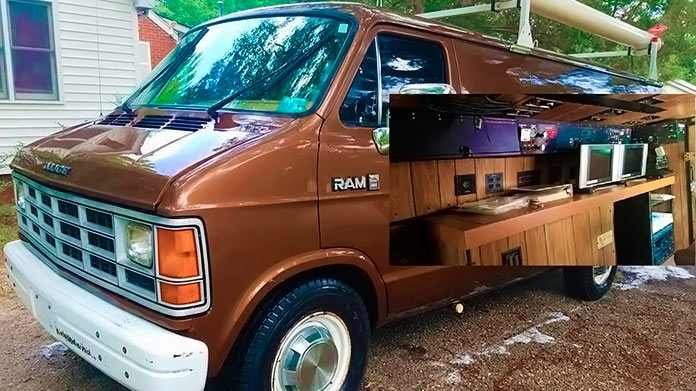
[194,2,661,88]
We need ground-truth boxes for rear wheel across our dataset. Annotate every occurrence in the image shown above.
[563,266,617,301]
[223,278,371,391]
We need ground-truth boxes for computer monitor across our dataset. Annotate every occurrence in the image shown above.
[579,144,617,189]
[617,144,648,180]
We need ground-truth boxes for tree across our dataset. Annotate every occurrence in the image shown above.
[155,0,219,27]
[155,0,308,26]
[155,0,696,83]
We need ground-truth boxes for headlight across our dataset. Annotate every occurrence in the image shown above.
[15,182,25,209]
[125,221,153,268]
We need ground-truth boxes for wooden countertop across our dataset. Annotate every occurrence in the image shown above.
[426,176,676,250]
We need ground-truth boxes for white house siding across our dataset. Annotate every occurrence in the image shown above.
[0,0,142,173]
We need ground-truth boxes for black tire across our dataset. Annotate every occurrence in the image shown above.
[221,277,371,391]
[563,266,617,301]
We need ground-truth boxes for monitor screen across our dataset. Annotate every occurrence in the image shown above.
[588,147,613,183]
[622,146,644,176]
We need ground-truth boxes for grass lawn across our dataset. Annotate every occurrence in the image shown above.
[0,178,18,299]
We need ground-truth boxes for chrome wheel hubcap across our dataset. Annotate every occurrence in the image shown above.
[593,266,612,285]
[273,313,351,391]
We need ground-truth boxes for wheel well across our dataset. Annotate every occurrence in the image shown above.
[276,264,380,329]
[220,264,380,377]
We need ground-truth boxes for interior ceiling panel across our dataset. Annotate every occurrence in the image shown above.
[492,93,695,126]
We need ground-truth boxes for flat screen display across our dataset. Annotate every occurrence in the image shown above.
[588,147,613,183]
[622,146,644,176]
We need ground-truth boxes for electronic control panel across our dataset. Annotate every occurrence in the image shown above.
[548,124,632,152]
[606,126,633,144]
[631,120,686,145]
[518,119,560,154]
[391,105,642,160]
[390,112,522,161]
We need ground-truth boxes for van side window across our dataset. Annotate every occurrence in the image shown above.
[339,42,379,127]
[377,34,447,124]
[340,34,447,127]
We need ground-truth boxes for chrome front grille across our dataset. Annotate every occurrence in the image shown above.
[17,178,157,301]
[13,173,210,317]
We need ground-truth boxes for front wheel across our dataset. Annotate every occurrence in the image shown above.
[563,266,617,301]
[224,278,371,391]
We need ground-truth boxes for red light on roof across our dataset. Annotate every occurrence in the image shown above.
[648,23,668,37]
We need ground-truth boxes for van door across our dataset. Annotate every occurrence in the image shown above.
[319,29,514,316]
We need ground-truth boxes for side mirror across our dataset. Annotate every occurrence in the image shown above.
[398,83,457,95]
[372,126,389,155]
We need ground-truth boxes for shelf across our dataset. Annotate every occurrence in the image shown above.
[651,212,674,235]
[650,193,676,207]
[426,175,676,252]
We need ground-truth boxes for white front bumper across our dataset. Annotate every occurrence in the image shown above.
[4,240,208,391]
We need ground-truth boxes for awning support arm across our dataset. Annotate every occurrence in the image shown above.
[417,0,660,80]
[418,0,533,47]
[648,40,659,80]
[516,0,533,47]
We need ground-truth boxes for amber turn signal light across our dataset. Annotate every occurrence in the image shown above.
[156,227,200,279]
[159,281,202,305]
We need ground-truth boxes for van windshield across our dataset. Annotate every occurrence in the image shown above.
[128,15,352,115]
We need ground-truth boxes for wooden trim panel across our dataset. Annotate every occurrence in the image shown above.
[426,176,674,265]
[391,155,550,222]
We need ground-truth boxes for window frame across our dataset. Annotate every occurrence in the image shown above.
[339,30,450,128]
[375,36,384,125]
[0,0,8,99]
[0,0,61,102]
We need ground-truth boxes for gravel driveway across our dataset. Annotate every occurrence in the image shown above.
[2,266,695,391]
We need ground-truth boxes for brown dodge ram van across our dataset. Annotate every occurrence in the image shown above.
[4,3,662,391]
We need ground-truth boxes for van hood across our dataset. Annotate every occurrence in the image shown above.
[11,111,296,211]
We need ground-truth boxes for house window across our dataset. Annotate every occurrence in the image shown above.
[0,7,6,99]
[1,0,58,100]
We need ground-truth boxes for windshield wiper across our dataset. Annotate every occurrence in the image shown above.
[206,33,337,119]
[120,99,134,115]
[119,28,208,115]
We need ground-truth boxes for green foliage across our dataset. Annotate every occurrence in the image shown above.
[155,0,312,26]
[155,0,696,83]
[155,0,218,27]
[0,198,17,299]
[0,142,23,171]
